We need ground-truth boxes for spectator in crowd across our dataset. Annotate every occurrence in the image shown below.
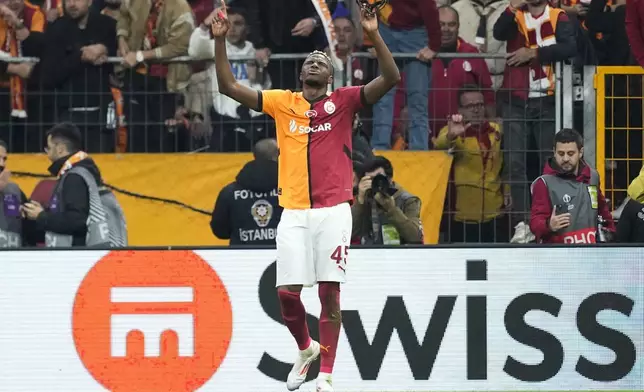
[96,0,128,153]
[189,7,273,152]
[351,115,374,166]
[616,166,644,243]
[586,0,628,65]
[332,14,368,90]
[370,0,441,151]
[37,0,116,153]
[434,86,509,243]
[173,0,218,152]
[237,0,324,90]
[530,128,615,244]
[625,0,644,68]
[0,139,38,247]
[116,0,194,152]
[0,1,45,152]
[333,14,376,136]
[493,0,576,243]
[210,138,282,245]
[429,6,495,134]
[20,123,111,247]
[451,0,510,90]
[352,156,423,245]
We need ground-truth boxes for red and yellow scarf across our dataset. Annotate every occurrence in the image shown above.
[139,0,168,78]
[0,2,45,118]
[57,151,89,178]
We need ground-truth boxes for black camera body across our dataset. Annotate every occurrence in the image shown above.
[369,173,396,197]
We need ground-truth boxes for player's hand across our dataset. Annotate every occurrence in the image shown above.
[359,7,378,34]
[211,3,230,38]
[202,8,218,29]
[291,17,316,37]
[447,114,469,140]
[416,46,436,63]
[548,206,571,232]
[357,175,372,205]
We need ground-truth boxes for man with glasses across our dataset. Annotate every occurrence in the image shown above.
[434,85,510,243]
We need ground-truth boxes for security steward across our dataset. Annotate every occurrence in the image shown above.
[210,138,282,245]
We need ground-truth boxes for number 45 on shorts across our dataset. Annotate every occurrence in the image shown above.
[330,245,348,272]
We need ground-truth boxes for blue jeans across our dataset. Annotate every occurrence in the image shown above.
[371,24,430,150]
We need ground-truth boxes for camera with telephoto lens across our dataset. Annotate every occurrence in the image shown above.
[370,173,395,197]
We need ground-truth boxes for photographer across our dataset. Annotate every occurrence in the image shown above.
[352,156,423,245]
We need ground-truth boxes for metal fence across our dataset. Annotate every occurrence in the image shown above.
[1,52,576,244]
[593,66,644,211]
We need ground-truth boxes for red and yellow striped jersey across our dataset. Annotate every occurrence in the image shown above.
[259,86,366,210]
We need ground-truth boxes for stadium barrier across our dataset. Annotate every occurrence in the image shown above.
[0,247,641,391]
[2,53,579,244]
[10,151,452,245]
[593,66,644,210]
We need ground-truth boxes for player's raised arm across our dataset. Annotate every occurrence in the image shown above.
[212,5,260,111]
[361,8,401,105]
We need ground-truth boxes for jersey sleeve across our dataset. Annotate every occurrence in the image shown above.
[335,85,367,112]
[259,89,291,118]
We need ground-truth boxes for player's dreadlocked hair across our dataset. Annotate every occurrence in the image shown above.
[307,50,334,72]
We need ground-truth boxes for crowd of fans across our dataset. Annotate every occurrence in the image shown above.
[1,0,643,247]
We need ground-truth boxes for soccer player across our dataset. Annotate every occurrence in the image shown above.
[211,4,400,391]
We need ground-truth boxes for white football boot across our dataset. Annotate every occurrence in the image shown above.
[286,340,320,391]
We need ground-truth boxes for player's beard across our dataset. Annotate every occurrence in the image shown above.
[303,78,327,89]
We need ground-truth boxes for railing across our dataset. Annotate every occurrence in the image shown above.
[2,52,576,244]
[592,66,644,210]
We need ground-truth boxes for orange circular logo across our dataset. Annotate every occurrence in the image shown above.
[72,250,233,392]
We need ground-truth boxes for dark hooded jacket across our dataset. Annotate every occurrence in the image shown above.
[35,155,103,246]
[210,159,282,246]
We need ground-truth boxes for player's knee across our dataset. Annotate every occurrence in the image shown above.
[278,285,303,293]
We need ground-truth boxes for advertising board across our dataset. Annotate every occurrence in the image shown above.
[0,248,641,391]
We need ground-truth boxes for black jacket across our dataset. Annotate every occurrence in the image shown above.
[586,0,630,65]
[36,155,103,246]
[616,198,644,243]
[234,0,319,52]
[210,159,282,245]
[34,12,117,110]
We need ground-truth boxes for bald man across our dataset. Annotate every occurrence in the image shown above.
[210,137,282,245]
[253,137,279,161]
